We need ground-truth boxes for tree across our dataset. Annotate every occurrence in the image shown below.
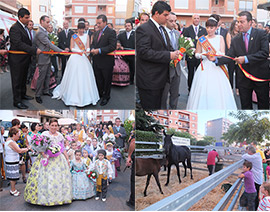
[135,110,163,133]
[166,128,197,144]
[222,111,270,144]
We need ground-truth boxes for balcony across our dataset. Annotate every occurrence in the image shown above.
[65,0,72,7]
[97,10,106,15]
[97,0,113,5]
[178,116,189,122]
[179,125,189,130]
[211,7,225,14]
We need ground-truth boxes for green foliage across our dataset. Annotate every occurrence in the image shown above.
[196,140,211,146]
[222,111,270,144]
[135,110,163,133]
[123,119,134,142]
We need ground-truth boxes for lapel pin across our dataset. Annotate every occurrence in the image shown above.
[251,37,253,40]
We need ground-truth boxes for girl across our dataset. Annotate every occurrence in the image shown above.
[106,142,121,182]
[82,149,91,167]
[70,150,95,200]
[258,182,270,211]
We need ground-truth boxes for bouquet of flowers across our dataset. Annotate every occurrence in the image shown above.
[46,143,63,158]
[48,33,58,46]
[170,35,196,67]
[87,170,98,183]
[31,134,51,153]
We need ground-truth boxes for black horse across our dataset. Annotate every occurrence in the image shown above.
[163,131,193,186]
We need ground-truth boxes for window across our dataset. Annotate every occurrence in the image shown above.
[239,0,253,11]
[108,7,113,14]
[196,0,209,10]
[74,18,79,25]
[175,121,178,124]
[192,131,195,134]
[169,120,172,123]
[40,5,46,12]
[75,6,84,13]
[175,112,177,115]
[179,122,182,125]
[115,19,125,25]
[192,116,196,120]
[104,110,110,113]
[108,19,113,24]
[227,0,234,11]
[104,116,110,121]
[192,124,195,128]
[170,111,172,115]
[175,0,188,9]
[88,6,96,13]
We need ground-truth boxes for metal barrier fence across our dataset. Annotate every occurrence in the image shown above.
[143,159,244,211]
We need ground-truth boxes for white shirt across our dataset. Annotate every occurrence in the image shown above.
[5,140,20,162]
[242,153,263,185]
[126,30,132,40]
[18,19,32,40]
[165,27,176,48]
[192,24,200,36]
[0,134,4,153]
[150,17,161,32]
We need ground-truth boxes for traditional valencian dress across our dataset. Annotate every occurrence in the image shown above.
[70,159,96,200]
[24,131,72,206]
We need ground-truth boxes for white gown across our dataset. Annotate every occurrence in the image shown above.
[52,34,99,107]
[186,35,237,110]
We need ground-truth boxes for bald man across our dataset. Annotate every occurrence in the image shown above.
[183,14,207,92]
[58,20,74,77]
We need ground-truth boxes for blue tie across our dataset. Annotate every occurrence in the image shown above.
[170,30,176,50]
[159,26,167,46]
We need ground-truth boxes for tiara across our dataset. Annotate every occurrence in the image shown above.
[208,17,218,22]
[78,21,85,24]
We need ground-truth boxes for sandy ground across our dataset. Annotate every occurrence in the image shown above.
[135,162,243,211]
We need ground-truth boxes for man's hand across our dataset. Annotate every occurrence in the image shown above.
[91,49,99,55]
[170,50,180,60]
[206,54,216,61]
[126,156,132,167]
[64,48,69,52]
[36,48,42,55]
[234,56,245,64]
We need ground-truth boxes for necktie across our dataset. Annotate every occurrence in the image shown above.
[195,26,198,34]
[25,26,31,40]
[244,32,249,52]
[170,30,176,50]
[97,30,103,42]
[65,29,68,38]
[159,26,167,46]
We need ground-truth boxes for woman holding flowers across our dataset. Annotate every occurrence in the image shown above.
[186,15,237,110]
[24,118,72,206]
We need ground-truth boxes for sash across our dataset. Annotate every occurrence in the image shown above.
[72,34,86,51]
[198,35,229,80]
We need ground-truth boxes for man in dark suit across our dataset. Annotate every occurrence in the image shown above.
[85,21,93,44]
[113,117,127,148]
[58,20,74,77]
[161,12,181,109]
[216,11,269,109]
[117,21,135,84]
[91,14,117,106]
[26,20,36,84]
[8,8,42,109]
[136,1,180,110]
[183,14,207,92]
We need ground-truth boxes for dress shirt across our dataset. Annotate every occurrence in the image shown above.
[98,25,108,54]
[242,27,252,64]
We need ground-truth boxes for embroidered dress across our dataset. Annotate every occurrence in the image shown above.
[24,131,72,206]
[82,157,91,167]
[112,55,130,86]
[70,159,96,200]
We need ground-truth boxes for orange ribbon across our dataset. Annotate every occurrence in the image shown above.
[173,47,186,67]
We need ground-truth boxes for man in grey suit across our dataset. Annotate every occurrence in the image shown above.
[161,12,181,109]
[113,117,127,148]
[34,15,63,104]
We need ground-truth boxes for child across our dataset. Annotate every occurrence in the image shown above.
[258,182,270,211]
[70,150,96,200]
[90,138,100,160]
[106,142,121,182]
[64,139,70,151]
[89,149,113,202]
[266,161,270,182]
[82,149,91,167]
[67,141,77,161]
[238,160,257,211]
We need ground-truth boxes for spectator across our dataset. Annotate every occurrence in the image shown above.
[242,145,263,210]
[252,17,257,28]
[238,160,257,211]
[113,118,127,148]
[207,149,220,175]
[5,127,28,196]
[0,29,8,74]
[139,12,150,25]
[258,182,270,211]
[0,126,4,191]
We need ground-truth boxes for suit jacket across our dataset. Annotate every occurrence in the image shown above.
[9,21,36,65]
[218,27,228,53]
[91,26,117,69]
[136,19,172,90]
[183,25,207,61]
[58,28,74,50]
[168,29,181,78]
[118,30,135,60]
[86,29,93,48]
[217,28,270,87]
[113,126,127,148]
[34,27,62,65]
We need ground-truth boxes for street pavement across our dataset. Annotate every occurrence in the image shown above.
[0,163,133,211]
[0,69,135,110]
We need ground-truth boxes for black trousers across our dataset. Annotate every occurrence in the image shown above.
[51,55,58,77]
[124,56,135,83]
[228,60,238,89]
[138,88,164,110]
[93,64,113,100]
[239,81,269,109]
[96,178,108,199]
[255,182,261,210]
[128,157,135,205]
[187,59,200,91]
[0,153,3,189]
[207,165,215,175]
[60,55,70,77]
[10,59,30,104]
[27,55,36,82]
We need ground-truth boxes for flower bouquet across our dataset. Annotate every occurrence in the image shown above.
[170,35,196,67]
[48,33,58,46]
[31,134,51,153]
[87,170,98,183]
[46,142,63,158]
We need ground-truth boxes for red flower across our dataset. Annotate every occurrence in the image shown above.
[135,19,139,25]
[92,177,95,179]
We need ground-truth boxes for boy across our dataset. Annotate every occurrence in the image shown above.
[90,149,113,202]
[258,182,270,211]
[238,160,257,211]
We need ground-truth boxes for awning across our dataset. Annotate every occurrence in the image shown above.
[258,2,270,11]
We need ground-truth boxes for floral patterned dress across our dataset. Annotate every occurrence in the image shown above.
[0,37,7,67]
[24,131,72,206]
[70,159,96,200]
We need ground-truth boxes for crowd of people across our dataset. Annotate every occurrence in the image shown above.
[0,117,135,208]
[0,7,135,109]
[136,1,270,110]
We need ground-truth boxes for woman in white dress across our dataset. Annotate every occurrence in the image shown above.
[52,20,99,107]
[187,16,237,110]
